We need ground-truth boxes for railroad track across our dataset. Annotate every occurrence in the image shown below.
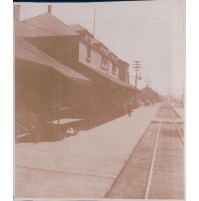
[106,103,184,199]
[168,104,184,144]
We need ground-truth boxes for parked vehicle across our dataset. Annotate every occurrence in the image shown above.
[15,113,40,143]
[15,107,82,143]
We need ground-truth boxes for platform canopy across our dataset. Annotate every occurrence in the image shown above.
[76,62,141,93]
[15,36,90,83]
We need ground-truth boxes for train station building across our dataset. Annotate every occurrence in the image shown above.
[14,5,140,132]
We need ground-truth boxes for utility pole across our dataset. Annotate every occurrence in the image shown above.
[127,61,142,108]
[132,61,142,88]
[93,8,96,37]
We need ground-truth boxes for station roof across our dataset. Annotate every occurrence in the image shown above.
[19,12,131,88]
[23,13,129,66]
[142,86,159,96]
[117,59,129,67]
[92,38,101,45]
[69,25,103,48]
[93,68,140,92]
[139,86,160,99]
[14,20,56,37]
[22,13,79,36]
[68,24,87,32]
[15,36,90,82]
[69,24,119,59]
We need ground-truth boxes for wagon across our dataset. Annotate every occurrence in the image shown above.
[46,118,82,141]
[15,114,41,143]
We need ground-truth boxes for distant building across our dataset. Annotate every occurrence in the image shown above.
[137,85,161,104]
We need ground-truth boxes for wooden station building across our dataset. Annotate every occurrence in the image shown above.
[14,5,140,135]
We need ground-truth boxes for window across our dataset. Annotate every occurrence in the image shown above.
[101,56,108,70]
[85,36,92,44]
[86,45,91,63]
[112,64,117,75]
[112,56,118,63]
[101,47,108,56]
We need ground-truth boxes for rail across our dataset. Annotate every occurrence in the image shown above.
[168,104,184,145]
[145,103,184,198]
[144,104,163,199]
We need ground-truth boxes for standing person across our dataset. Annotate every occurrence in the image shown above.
[144,99,147,106]
[127,102,132,117]
[146,99,150,106]
[123,103,127,115]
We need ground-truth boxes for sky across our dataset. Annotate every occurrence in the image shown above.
[15,0,185,96]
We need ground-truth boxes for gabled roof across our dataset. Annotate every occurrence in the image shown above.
[23,13,79,36]
[69,25,102,47]
[69,24,94,40]
[91,38,101,45]
[69,24,124,62]
[139,86,160,99]
[68,24,86,32]
[15,36,89,82]
[142,86,159,95]
[14,20,56,37]
[118,59,129,67]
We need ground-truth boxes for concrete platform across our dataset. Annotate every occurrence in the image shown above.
[15,104,160,199]
[173,108,184,121]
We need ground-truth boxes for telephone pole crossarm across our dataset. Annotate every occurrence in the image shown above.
[131,60,142,88]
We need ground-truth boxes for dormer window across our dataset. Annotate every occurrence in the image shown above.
[112,64,117,75]
[101,55,108,70]
[112,56,118,63]
[100,47,108,56]
[85,35,92,44]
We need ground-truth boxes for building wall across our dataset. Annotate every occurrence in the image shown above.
[25,36,79,66]
[15,59,55,114]
[26,36,123,81]
[106,60,119,78]
[124,65,129,83]
[79,42,101,70]
[118,61,129,83]
[78,41,119,79]
[61,37,79,66]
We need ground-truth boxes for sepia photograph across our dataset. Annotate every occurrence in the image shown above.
[14,0,185,200]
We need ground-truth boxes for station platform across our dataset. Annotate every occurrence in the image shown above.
[15,104,160,199]
[174,107,184,121]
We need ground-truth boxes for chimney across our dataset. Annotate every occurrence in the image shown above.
[14,5,20,21]
[48,5,52,14]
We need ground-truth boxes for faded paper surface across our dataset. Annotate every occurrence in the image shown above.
[14,1,185,200]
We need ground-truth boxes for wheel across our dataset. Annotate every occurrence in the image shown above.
[74,127,79,135]
[36,132,41,143]
[66,127,74,135]
[58,132,65,141]
[31,129,40,143]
